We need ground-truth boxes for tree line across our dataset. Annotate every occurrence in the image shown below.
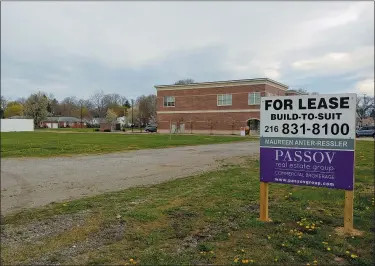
[0,91,157,128]
[1,79,373,129]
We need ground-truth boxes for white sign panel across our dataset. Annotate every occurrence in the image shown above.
[260,93,356,190]
[260,94,356,139]
[0,119,34,132]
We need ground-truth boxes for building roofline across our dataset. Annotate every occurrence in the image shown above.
[154,78,289,91]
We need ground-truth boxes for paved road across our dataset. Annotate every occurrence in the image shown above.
[1,142,259,215]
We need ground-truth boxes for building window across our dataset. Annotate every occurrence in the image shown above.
[217,94,232,106]
[248,92,261,105]
[163,96,175,107]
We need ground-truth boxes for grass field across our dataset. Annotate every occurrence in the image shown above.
[0,132,254,158]
[1,141,373,265]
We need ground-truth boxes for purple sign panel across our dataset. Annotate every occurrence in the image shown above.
[260,147,354,190]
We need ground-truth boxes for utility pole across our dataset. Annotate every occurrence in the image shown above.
[122,106,126,130]
[131,99,134,133]
[80,101,83,128]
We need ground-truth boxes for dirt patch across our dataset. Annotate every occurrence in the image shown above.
[1,210,92,248]
[334,227,364,237]
[1,142,259,215]
[27,220,127,265]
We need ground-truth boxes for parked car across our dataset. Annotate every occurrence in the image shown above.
[356,126,375,138]
[145,125,157,133]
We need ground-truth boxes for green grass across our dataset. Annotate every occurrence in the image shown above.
[1,141,373,265]
[0,132,254,158]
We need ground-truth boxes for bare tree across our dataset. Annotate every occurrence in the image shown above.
[90,91,106,118]
[174,79,195,85]
[23,92,50,127]
[1,96,8,109]
[103,93,120,108]
[60,96,79,117]
[16,97,27,105]
[296,88,309,94]
[356,94,375,127]
[136,94,157,125]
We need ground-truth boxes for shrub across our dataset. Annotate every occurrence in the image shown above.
[103,129,111,132]
[94,129,99,132]
[122,128,126,132]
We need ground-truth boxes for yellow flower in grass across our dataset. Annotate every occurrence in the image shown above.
[306,264,310,266]
[281,243,285,247]
[297,250,301,254]
[298,236,302,239]
[327,247,331,251]
[129,259,134,262]
[313,260,318,264]
[267,236,271,239]
[345,251,350,254]
[274,258,278,262]
[241,249,245,252]
[242,259,249,264]
[350,254,358,259]
[250,260,254,263]
[234,258,239,263]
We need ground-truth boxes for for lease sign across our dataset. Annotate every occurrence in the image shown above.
[260,94,356,190]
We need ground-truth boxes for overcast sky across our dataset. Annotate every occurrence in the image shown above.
[1,1,374,101]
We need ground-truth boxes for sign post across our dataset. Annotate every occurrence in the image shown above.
[260,182,269,222]
[259,94,357,232]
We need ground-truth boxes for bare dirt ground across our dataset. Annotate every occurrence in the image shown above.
[1,142,259,215]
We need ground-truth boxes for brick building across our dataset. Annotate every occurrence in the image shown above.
[155,78,301,135]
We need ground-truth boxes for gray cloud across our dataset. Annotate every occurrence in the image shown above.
[1,1,373,100]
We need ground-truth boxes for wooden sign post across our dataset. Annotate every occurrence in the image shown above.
[259,93,357,232]
[259,182,269,222]
[344,190,354,233]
